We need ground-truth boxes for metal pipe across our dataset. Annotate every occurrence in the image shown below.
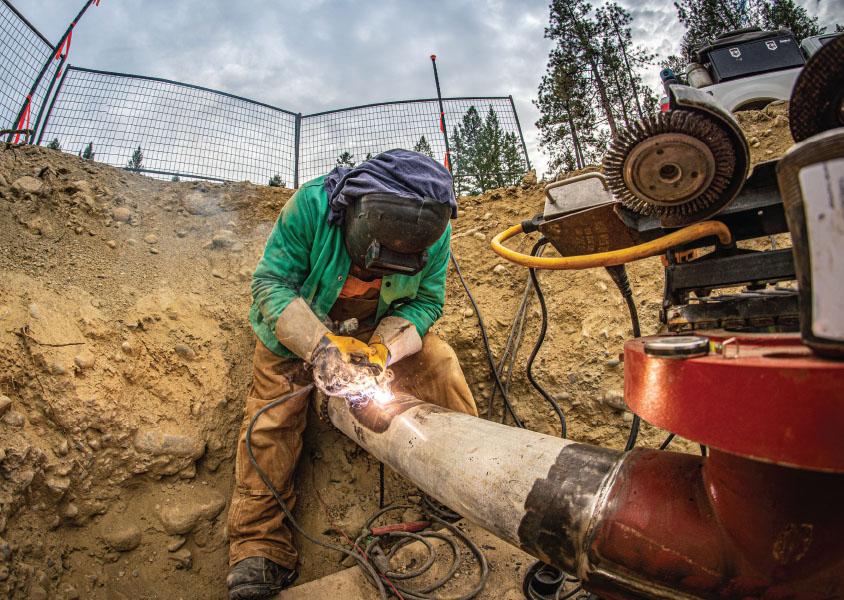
[326,394,620,574]
[326,395,844,599]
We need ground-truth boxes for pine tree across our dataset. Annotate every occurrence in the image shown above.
[547,0,618,138]
[536,47,603,174]
[413,135,434,158]
[336,151,355,168]
[47,138,61,151]
[596,3,654,123]
[759,0,823,40]
[81,142,94,160]
[500,133,525,186]
[127,146,143,170]
[450,105,526,194]
[268,174,285,187]
[171,175,180,182]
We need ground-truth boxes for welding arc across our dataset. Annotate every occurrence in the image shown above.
[789,33,844,142]
[603,110,735,222]
[244,383,389,600]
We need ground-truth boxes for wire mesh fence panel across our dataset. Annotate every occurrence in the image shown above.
[39,67,298,185]
[299,97,530,192]
[0,0,59,133]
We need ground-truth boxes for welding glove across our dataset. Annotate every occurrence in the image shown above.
[369,316,423,367]
[275,298,384,396]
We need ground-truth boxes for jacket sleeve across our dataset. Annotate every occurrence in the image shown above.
[251,187,318,335]
[391,223,451,337]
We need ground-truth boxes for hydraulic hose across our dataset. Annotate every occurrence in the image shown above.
[490,221,732,270]
[605,265,641,451]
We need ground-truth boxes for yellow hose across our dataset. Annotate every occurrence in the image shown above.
[490,220,732,270]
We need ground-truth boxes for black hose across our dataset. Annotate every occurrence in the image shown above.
[353,504,490,600]
[244,384,388,600]
[659,433,675,450]
[526,239,567,438]
[489,273,533,421]
[605,264,641,451]
[450,251,525,428]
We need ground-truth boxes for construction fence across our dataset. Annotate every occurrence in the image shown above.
[2,0,531,189]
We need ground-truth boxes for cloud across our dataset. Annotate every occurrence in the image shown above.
[12,0,844,178]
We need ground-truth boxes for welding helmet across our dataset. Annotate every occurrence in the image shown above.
[343,193,451,278]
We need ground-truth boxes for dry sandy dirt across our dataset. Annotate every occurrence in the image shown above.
[0,101,793,599]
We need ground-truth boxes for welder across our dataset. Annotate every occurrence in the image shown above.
[226,148,479,600]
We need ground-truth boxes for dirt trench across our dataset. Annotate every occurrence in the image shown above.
[0,101,794,599]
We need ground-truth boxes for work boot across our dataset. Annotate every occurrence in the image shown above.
[227,557,298,600]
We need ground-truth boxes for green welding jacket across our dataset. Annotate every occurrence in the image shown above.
[250,175,452,358]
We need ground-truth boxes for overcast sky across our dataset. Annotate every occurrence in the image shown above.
[14,0,844,177]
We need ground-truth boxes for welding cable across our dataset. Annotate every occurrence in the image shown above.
[490,220,732,270]
[605,265,641,451]
[526,239,567,438]
[245,384,389,600]
[489,273,533,421]
[659,433,676,450]
[354,504,490,600]
[450,251,525,428]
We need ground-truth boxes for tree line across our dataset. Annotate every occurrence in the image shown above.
[537,0,835,177]
[332,104,527,196]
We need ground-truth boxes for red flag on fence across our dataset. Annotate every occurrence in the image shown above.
[444,150,450,171]
[13,95,32,144]
[55,27,73,60]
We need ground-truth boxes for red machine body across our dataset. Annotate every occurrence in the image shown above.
[624,332,844,472]
[597,331,844,598]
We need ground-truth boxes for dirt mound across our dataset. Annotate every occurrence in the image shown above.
[0,100,794,599]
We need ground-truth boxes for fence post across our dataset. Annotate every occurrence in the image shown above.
[35,66,70,145]
[508,95,532,173]
[293,112,301,189]
[7,0,98,143]
[31,55,67,144]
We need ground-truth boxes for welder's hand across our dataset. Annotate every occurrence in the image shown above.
[367,338,390,371]
[311,333,384,396]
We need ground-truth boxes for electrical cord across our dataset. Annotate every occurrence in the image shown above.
[659,433,675,450]
[450,251,525,428]
[353,504,490,600]
[488,272,533,421]
[604,265,641,451]
[244,383,389,600]
[526,239,567,438]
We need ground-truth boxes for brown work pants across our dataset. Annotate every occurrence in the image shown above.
[227,332,477,569]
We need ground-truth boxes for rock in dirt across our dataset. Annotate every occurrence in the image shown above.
[601,389,626,411]
[133,428,205,459]
[174,343,197,360]
[12,176,43,194]
[0,395,11,415]
[144,233,159,245]
[99,517,142,552]
[1,411,25,428]
[106,239,117,249]
[492,264,507,275]
[181,191,223,216]
[73,351,95,370]
[211,229,236,249]
[112,206,132,223]
[168,547,192,570]
[167,536,186,552]
[157,489,225,535]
